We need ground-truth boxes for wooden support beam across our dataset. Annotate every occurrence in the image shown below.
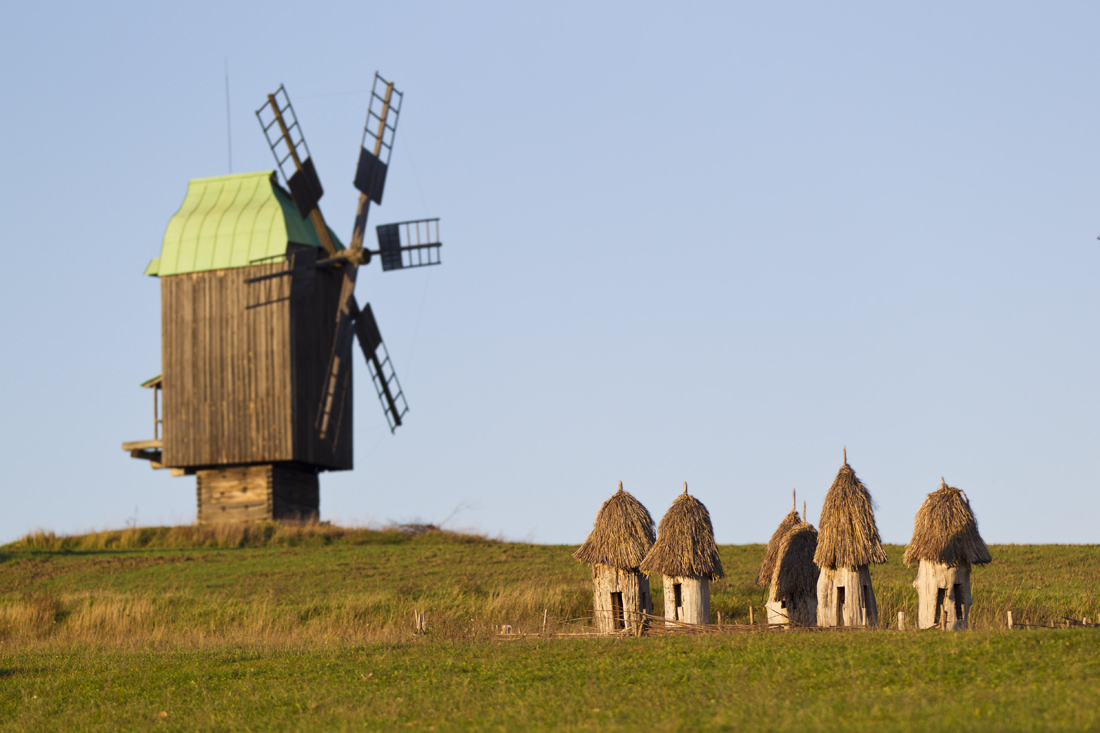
[122,439,163,451]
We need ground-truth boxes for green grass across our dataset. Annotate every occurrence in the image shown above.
[4,633,1100,731]
[2,526,1100,730]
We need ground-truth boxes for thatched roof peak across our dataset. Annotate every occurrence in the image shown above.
[773,521,820,602]
[813,459,888,569]
[757,510,801,587]
[639,489,724,580]
[903,479,992,567]
[572,482,655,570]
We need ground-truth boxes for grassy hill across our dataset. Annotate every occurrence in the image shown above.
[2,525,1100,730]
[3,523,1097,643]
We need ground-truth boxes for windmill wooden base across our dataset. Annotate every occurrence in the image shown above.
[196,465,319,524]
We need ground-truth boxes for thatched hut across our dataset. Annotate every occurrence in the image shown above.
[761,498,819,626]
[573,481,656,633]
[757,505,801,589]
[814,452,887,628]
[769,522,820,626]
[640,483,724,626]
[903,478,992,630]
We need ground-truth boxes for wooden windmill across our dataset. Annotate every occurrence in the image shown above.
[122,73,442,523]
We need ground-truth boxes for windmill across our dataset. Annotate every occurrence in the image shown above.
[121,73,442,523]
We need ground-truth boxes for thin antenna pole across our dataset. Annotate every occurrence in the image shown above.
[803,501,806,522]
[224,58,232,173]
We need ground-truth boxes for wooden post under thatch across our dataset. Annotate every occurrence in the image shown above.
[814,456,887,628]
[904,479,991,630]
[573,482,656,634]
[661,576,710,625]
[591,564,653,633]
[640,483,724,627]
[817,565,877,627]
[764,596,784,626]
[912,562,970,630]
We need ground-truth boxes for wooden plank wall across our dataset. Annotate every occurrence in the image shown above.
[196,465,274,523]
[161,262,293,467]
[196,464,320,524]
[161,256,353,472]
[289,267,354,470]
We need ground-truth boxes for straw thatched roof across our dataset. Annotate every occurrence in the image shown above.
[903,479,992,567]
[757,510,801,587]
[813,459,888,569]
[572,482,655,569]
[773,521,820,601]
[639,483,724,580]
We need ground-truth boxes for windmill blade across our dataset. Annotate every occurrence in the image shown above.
[315,270,359,440]
[354,73,403,208]
[322,347,354,452]
[353,303,408,432]
[256,85,337,256]
[316,298,407,439]
[349,74,402,255]
[309,73,409,441]
[376,219,442,271]
[256,86,324,216]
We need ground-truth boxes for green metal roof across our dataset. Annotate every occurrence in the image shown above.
[148,170,343,277]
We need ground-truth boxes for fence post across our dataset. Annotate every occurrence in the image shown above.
[1007,611,1013,630]
[542,608,548,636]
[897,611,905,631]
[749,606,754,625]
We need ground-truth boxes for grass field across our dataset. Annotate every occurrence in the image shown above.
[2,524,1100,730]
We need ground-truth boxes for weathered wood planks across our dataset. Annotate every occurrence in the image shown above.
[196,464,320,524]
[160,257,352,472]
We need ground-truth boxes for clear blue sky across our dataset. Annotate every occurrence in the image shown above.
[1,2,1097,546]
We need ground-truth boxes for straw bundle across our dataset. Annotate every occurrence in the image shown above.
[757,511,801,587]
[772,522,819,601]
[903,479,992,567]
[813,460,887,569]
[640,484,724,580]
[572,482,655,569]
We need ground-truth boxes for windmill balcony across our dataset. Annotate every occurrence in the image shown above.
[122,439,163,467]
[121,374,184,474]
